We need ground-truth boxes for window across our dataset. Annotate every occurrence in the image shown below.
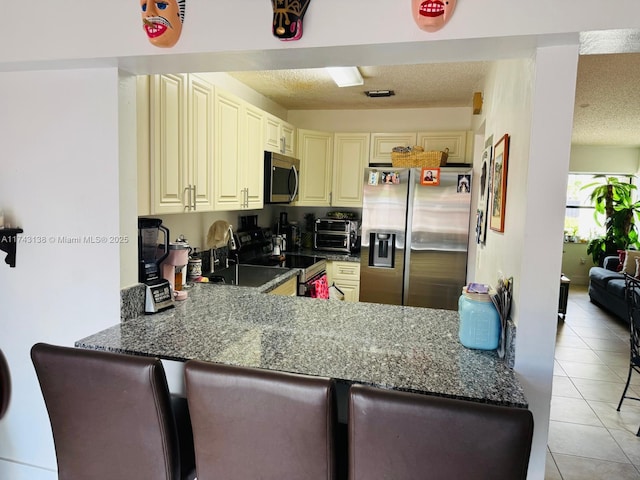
[565,173,634,241]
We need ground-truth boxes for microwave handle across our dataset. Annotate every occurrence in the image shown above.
[289,165,299,202]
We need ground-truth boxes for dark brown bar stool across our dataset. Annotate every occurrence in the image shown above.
[348,384,534,480]
[30,343,195,480]
[0,348,10,420]
[185,360,337,480]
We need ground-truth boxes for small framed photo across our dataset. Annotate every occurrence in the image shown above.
[421,167,440,186]
[457,174,471,193]
[490,134,510,232]
[382,171,400,184]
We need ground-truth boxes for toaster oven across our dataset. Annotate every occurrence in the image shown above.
[313,218,359,253]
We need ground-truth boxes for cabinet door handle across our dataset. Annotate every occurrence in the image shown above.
[184,186,191,211]
[192,185,197,211]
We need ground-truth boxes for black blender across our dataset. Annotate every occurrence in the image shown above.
[138,218,174,313]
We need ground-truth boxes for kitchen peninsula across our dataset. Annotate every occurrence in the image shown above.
[76,282,527,409]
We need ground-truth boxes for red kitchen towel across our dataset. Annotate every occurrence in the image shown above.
[310,274,329,299]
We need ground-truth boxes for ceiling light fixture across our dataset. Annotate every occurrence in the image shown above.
[365,90,395,98]
[326,66,364,87]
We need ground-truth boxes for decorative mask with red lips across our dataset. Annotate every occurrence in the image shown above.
[412,0,456,32]
[271,0,312,41]
[141,0,186,48]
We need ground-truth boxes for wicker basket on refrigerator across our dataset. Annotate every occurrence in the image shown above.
[391,147,449,168]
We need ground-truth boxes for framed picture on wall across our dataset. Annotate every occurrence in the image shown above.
[489,134,510,232]
[476,143,493,244]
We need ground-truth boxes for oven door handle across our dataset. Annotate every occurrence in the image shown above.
[300,270,327,297]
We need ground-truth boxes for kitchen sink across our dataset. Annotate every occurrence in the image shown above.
[206,264,292,288]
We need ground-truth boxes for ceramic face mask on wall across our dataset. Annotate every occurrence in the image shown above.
[412,0,456,32]
[141,0,186,48]
[271,0,312,41]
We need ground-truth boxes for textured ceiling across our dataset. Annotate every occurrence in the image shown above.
[228,54,640,147]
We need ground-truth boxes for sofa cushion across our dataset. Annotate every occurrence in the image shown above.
[605,278,627,299]
[589,267,625,289]
[621,250,640,274]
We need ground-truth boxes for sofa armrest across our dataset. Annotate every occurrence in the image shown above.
[603,256,621,271]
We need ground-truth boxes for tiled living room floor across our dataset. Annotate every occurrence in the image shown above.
[546,285,640,479]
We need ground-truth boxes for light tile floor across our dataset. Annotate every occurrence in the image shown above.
[546,285,640,479]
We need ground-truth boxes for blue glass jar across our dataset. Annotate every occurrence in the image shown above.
[458,289,501,350]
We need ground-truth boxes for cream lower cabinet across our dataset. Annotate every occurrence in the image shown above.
[268,276,298,296]
[149,74,215,214]
[332,133,370,207]
[326,261,360,302]
[296,129,333,206]
[214,90,264,210]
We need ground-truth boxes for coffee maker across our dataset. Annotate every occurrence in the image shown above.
[275,211,298,252]
[138,218,174,313]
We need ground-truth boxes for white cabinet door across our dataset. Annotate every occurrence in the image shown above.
[416,131,470,164]
[281,121,296,156]
[327,261,360,302]
[264,114,281,153]
[137,76,151,216]
[332,133,369,207]
[188,74,215,211]
[148,74,215,214]
[215,89,265,210]
[214,90,243,210]
[296,129,333,206]
[243,103,264,209]
[369,132,417,165]
[150,74,189,214]
[265,113,296,155]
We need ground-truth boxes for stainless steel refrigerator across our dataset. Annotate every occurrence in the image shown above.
[359,167,473,310]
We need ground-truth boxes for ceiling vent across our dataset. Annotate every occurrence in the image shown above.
[365,90,395,98]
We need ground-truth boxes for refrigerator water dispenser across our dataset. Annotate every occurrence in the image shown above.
[370,233,395,268]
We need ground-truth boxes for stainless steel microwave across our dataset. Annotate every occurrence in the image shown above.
[264,151,300,204]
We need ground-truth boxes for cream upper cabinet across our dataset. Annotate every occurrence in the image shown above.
[296,129,333,206]
[187,74,215,211]
[243,103,265,209]
[416,131,470,164]
[137,76,151,216]
[326,261,360,302]
[369,132,417,165]
[265,113,296,156]
[149,73,215,214]
[214,89,264,210]
[332,133,370,207]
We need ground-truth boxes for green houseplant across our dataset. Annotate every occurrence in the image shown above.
[582,175,640,265]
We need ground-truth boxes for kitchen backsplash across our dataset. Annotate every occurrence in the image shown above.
[141,206,363,256]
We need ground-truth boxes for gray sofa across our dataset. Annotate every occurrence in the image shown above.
[588,256,628,322]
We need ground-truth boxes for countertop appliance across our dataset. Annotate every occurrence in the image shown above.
[235,221,326,296]
[138,218,174,313]
[314,218,359,253]
[359,167,473,310]
[264,151,300,204]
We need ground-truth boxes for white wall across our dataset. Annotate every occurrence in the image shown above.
[570,145,640,173]
[289,107,472,132]
[0,68,123,479]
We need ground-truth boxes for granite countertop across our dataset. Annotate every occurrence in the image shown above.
[78,284,527,408]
